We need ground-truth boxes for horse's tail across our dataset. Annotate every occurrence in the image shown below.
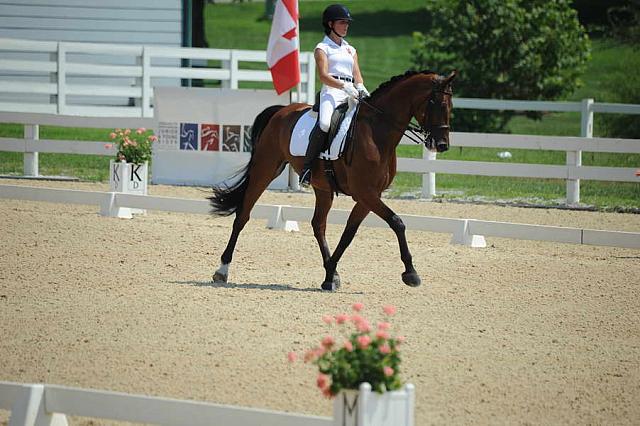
[209,104,285,216]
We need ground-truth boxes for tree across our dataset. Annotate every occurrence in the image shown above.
[411,0,590,133]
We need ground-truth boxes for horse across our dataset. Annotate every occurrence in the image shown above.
[209,70,456,291]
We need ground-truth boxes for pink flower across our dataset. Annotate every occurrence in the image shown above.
[357,335,371,349]
[379,344,391,354]
[383,305,397,316]
[356,320,371,333]
[104,143,113,149]
[352,302,364,312]
[322,387,334,398]
[351,314,364,325]
[304,349,316,363]
[321,335,335,348]
[136,127,146,134]
[322,315,333,325]
[344,340,353,352]
[335,314,349,324]
[149,135,158,142]
[378,322,391,331]
[317,373,330,389]
[287,351,297,363]
[376,330,390,340]
[396,336,406,344]
[124,129,131,135]
[383,366,394,377]
[109,133,116,139]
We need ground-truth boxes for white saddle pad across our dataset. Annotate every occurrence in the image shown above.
[289,100,357,160]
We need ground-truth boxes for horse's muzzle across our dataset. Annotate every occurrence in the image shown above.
[436,140,449,152]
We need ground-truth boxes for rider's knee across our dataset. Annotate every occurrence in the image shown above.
[318,118,330,133]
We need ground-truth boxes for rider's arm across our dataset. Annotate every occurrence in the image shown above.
[315,48,345,89]
[353,52,364,86]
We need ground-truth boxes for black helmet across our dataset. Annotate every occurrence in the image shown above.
[322,4,353,34]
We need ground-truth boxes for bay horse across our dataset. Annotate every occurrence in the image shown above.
[209,70,456,291]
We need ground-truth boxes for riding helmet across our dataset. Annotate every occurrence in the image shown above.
[322,4,353,34]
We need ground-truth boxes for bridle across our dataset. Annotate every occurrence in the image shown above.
[359,84,452,149]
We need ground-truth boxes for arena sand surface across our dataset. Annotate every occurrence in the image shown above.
[1,179,639,425]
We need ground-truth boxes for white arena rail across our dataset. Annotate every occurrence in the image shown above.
[0,381,332,426]
[0,37,316,117]
[0,184,638,250]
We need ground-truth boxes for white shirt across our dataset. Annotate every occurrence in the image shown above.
[315,35,356,79]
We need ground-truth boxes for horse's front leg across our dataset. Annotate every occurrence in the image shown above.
[322,202,371,291]
[366,198,421,287]
[312,188,339,286]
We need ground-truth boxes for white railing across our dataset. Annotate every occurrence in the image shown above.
[444,97,640,204]
[0,37,316,117]
[1,111,638,205]
[401,131,640,201]
[0,381,331,426]
[1,184,638,249]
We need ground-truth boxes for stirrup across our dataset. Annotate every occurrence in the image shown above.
[299,168,312,186]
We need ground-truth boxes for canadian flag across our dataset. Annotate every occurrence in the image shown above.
[267,0,300,94]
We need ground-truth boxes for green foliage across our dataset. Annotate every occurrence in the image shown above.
[109,128,155,164]
[411,0,591,133]
[291,304,403,397]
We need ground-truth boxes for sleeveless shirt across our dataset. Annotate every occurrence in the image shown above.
[315,35,356,79]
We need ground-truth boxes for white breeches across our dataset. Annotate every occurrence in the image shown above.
[319,86,349,132]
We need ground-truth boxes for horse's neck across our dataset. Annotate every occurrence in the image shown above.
[369,81,421,149]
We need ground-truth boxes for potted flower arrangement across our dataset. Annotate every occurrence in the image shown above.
[288,303,415,426]
[105,128,157,217]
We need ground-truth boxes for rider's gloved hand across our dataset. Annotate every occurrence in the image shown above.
[342,82,360,99]
[356,83,370,98]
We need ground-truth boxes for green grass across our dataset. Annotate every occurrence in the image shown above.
[1,1,638,208]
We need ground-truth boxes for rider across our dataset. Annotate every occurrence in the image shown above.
[299,4,370,186]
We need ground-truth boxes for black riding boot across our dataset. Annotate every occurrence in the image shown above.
[299,126,328,186]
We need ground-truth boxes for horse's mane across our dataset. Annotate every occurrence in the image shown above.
[369,69,439,100]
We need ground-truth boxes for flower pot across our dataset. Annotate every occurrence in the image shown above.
[333,383,415,426]
[107,160,148,218]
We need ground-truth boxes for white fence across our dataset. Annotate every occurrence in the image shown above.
[0,37,316,117]
[1,37,639,204]
[0,381,332,426]
[1,184,638,249]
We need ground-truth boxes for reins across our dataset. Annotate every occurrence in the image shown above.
[358,98,427,145]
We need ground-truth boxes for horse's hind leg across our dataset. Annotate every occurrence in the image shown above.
[213,156,285,283]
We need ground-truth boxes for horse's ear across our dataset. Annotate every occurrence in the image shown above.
[444,70,457,85]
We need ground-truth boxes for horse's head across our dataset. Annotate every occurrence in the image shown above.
[416,71,456,152]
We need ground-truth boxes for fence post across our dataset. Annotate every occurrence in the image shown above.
[141,47,152,117]
[306,51,316,104]
[230,50,239,90]
[24,124,39,177]
[56,43,66,115]
[567,99,592,205]
[421,150,436,198]
[221,51,231,89]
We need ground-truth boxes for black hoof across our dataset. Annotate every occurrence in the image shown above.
[321,280,339,291]
[212,271,227,283]
[402,271,421,287]
[321,272,341,292]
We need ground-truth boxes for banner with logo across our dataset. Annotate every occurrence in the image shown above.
[153,87,289,187]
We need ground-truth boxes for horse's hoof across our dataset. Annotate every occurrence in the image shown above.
[402,271,421,287]
[321,280,339,291]
[213,271,227,283]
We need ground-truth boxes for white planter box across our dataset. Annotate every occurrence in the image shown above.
[106,160,148,218]
[333,383,415,426]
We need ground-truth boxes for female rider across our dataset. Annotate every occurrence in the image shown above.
[299,4,369,186]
